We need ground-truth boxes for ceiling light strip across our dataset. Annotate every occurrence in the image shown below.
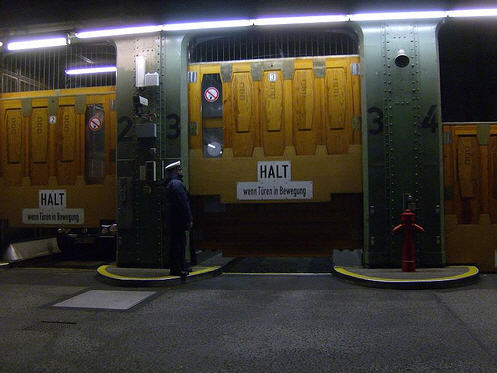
[349,11,447,21]
[447,9,497,17]
[65,66,117,75]
[7,37,67,51]
[75,25,162,39]
[55,8,497,41]
[253,15,348,25]
[163,19,252,31]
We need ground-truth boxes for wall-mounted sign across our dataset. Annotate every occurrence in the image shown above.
[237,161,313,200]
[22,189,84,224]
[204,87,219,102]
[88,115,103,131]
[268,72,277,82]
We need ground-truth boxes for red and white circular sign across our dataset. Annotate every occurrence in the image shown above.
[88,116,102,131]
[204,87,219,103]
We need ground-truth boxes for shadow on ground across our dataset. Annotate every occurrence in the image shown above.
[222,257,332,273]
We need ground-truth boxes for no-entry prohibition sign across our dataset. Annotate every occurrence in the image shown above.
[204,87,219,103]
[88,116,102,131]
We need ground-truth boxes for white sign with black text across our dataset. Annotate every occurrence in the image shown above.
[22,189,85,225]
[237,161,313,200]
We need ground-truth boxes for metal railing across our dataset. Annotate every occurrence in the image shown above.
[189,29,358,63]
[0,42,116,93]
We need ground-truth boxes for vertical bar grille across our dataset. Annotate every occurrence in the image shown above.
[0,42,116,93]
[189,29,358,63]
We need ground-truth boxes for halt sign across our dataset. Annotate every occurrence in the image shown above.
[39,189,66,208]
[237,161,313,200]
[22,189,85,225]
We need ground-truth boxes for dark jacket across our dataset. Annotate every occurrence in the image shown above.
[164,173,193,232]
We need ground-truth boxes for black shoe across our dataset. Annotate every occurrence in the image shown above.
[170,271,182,276]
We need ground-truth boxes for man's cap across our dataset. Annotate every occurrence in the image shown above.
[165,160,181,171]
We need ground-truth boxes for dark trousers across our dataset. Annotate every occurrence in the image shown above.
[169,230,186,274]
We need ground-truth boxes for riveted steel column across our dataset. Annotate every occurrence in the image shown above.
[115,35,165,267]
[360,20,445,267]
[162,33,190,186]
[162,33,191,261]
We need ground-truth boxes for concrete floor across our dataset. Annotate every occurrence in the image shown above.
[1,265,497,372]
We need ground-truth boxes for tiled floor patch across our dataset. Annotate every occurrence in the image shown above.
[52,290,156,310]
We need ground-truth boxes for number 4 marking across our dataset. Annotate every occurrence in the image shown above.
[421,105,438,133]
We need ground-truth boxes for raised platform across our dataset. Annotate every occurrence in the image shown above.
[332,265,479,289]
[97,264,223,287]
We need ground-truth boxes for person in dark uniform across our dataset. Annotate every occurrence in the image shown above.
[163,160,193,277]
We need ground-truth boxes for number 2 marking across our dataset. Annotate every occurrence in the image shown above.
[368,107,384,135]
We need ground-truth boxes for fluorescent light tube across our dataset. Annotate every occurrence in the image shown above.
[447,9,497,17]
[7,37,67,51]
[349,11,447,21]
[65,66,117,75]
[163,19,252,31]
[75,25,162,39]
[253,15,348,26]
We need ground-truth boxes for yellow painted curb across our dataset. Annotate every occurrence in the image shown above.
[97,265,220,282]
[333,265,479,283]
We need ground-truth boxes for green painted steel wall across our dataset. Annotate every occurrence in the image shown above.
[113,21,446,269]
[162,33,192,262]
[115,35,166,267]
[360,20,445,267]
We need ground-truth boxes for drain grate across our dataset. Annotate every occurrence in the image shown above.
[24,320,77,331]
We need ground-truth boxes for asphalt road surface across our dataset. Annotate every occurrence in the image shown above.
[1,263,496,372]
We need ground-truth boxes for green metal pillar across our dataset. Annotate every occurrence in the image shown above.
[360,20,445,268]
[162,33,190,187]
[162,33,191,262]
[115,35,165,267]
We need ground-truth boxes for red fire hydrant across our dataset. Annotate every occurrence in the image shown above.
[392,209,425,272]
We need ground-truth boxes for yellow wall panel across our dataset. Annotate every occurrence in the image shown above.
[262,70,285,156]
[232,70,256,156]
[6,109,22,164]
[188,56,362,201]
[188,65,202,150]
[443,127,455,215]
[325,67,346,129]
[324,58,354,154]
[29,107,49,185]
[2,108,24,185]
[488,136,497,223]
[30,108,49,163]
[456,135,479,199]
[350,57,361,145]
[0,87,116,226]
[57,106,77,185]
[60,106,76,161]
[292,69,314,131]
[456,135,480,223]
[262,70,283,132]
[232,72,252,133]
[292,68,317,155]
[223,82,233,149]
[443,123,497,271]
